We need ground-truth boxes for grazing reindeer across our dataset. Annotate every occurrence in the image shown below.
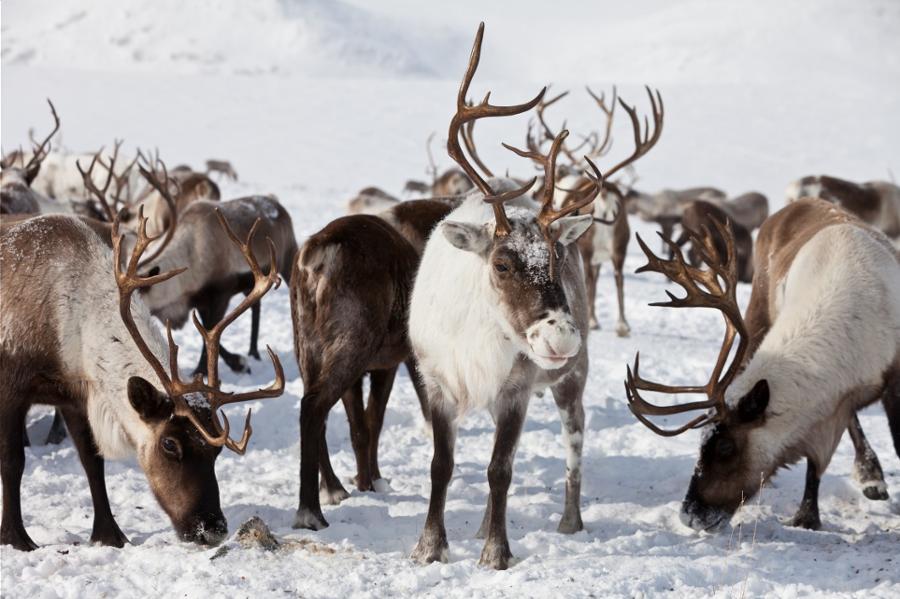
[676,200,754,283]
[625,199,899,531]
[786,175,900,238]
[624,185,727,248]
[0,203,284,550]
[722,191,769,232]
[410,24,611,570]
[404,132,475,196]
[80,157,297,376]
[291,199,454,530]
[346,186,400,215]
[534,85,664,334]
[1,100,74,216]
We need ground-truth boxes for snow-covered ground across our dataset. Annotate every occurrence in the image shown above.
[2,1,899,597]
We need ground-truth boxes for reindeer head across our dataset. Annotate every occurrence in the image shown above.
[111,195,283,544]
[624,219,774,531]
[1,100,60,213]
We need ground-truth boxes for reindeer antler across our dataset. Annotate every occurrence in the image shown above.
[77,140,134,221]
[113,207,285,454]
[22,99,61,175]
[625,217,748,435]
[602,86,664,180]
[447,22,543,237]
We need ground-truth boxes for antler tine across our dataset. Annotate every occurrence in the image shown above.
[24,99,61,173]
[586,85,617,158]
[448,22,546,237]
[461,100,494,178]
[602,86,664,180]
[77,149,118,222]
[183,209,284,451]
[625,215,748,436]
[134,155,179,266]
[112,206,188,393]
[425,132,438,183]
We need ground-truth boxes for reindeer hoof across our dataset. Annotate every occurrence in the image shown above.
[292,507,329,531]
[478,538,513,570]
[224,354,251,374]
[411,533,449,565]
[862,481,889,501]
[1,527,39,551]
[789,509,821,531]
[91,522,129,548]
[248,349,262,361]
[615,322,631,338]
[557,512,584,534]
[319,485,350,506]
[350,475,375,493]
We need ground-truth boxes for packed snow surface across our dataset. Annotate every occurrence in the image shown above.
[2,1,899,597]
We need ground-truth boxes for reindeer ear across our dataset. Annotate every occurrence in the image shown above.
[552,214,593,245]
[442,221,492,254]
[128,377,173,422]
[23,162,41,186]
[737,379,769,422]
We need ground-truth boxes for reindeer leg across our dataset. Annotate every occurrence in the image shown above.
[847,413,888,501]
[193,293,249,376]
[588,263,601,331]
[405,358,432,428]
[0,405,37,551]
[318,417,350,505]
[342,377,373,493]
[247,297,261,361]
[613,260,630,338]
[365,367,398,485]
[789,459,822,530]
[411,397,457,565]
[294,390,343,530]
[551,354,586,534]
[60,406,128,547]
[478,392,529,570]
[45,409,67,444]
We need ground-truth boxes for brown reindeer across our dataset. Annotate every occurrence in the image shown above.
[404,132,475,197]
[786,175,900,238]
[291,199,454,530]
[0,198,284,550]
[675,199,754,283]
[345,186,400,215]
[722,191,769,232]
[625,199,899,530]
[79,154,296,376]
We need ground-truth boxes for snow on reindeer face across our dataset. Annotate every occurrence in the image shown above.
[441,210,592,371]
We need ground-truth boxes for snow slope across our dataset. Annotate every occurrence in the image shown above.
[2,1,900,598]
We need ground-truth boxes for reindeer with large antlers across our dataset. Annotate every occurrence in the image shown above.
[530,84,664,334]
[0,100,77,217]
[80,154,297,376]
[0,188,284,550]
[625,198,900,530]
[409,24,607,570]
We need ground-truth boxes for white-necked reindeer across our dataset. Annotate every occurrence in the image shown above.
[625,198,899,530]
[409,24,661,569]
[0,201,284,551]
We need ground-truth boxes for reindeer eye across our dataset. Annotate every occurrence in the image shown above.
[493,262,509,273]
[716,437,736,458]
[161,437,180,457]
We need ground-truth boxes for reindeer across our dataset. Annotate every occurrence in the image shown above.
[675,200,754,283]
[786,175,900,239]
[346,186,400,215]
[79,156,297,376]
[404,132,474,197]
[529,84,664,335]
[0,201,285,551]
[722,191,769,232]
[0,100,75,217]
[624,198,899,531]
[409,24,661,569]
[291,199,454,530]
[623,184,726,249]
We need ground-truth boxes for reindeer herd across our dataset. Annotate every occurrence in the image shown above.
[1,23,899,571]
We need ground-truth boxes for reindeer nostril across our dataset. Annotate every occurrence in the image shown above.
[547,319,556,325]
